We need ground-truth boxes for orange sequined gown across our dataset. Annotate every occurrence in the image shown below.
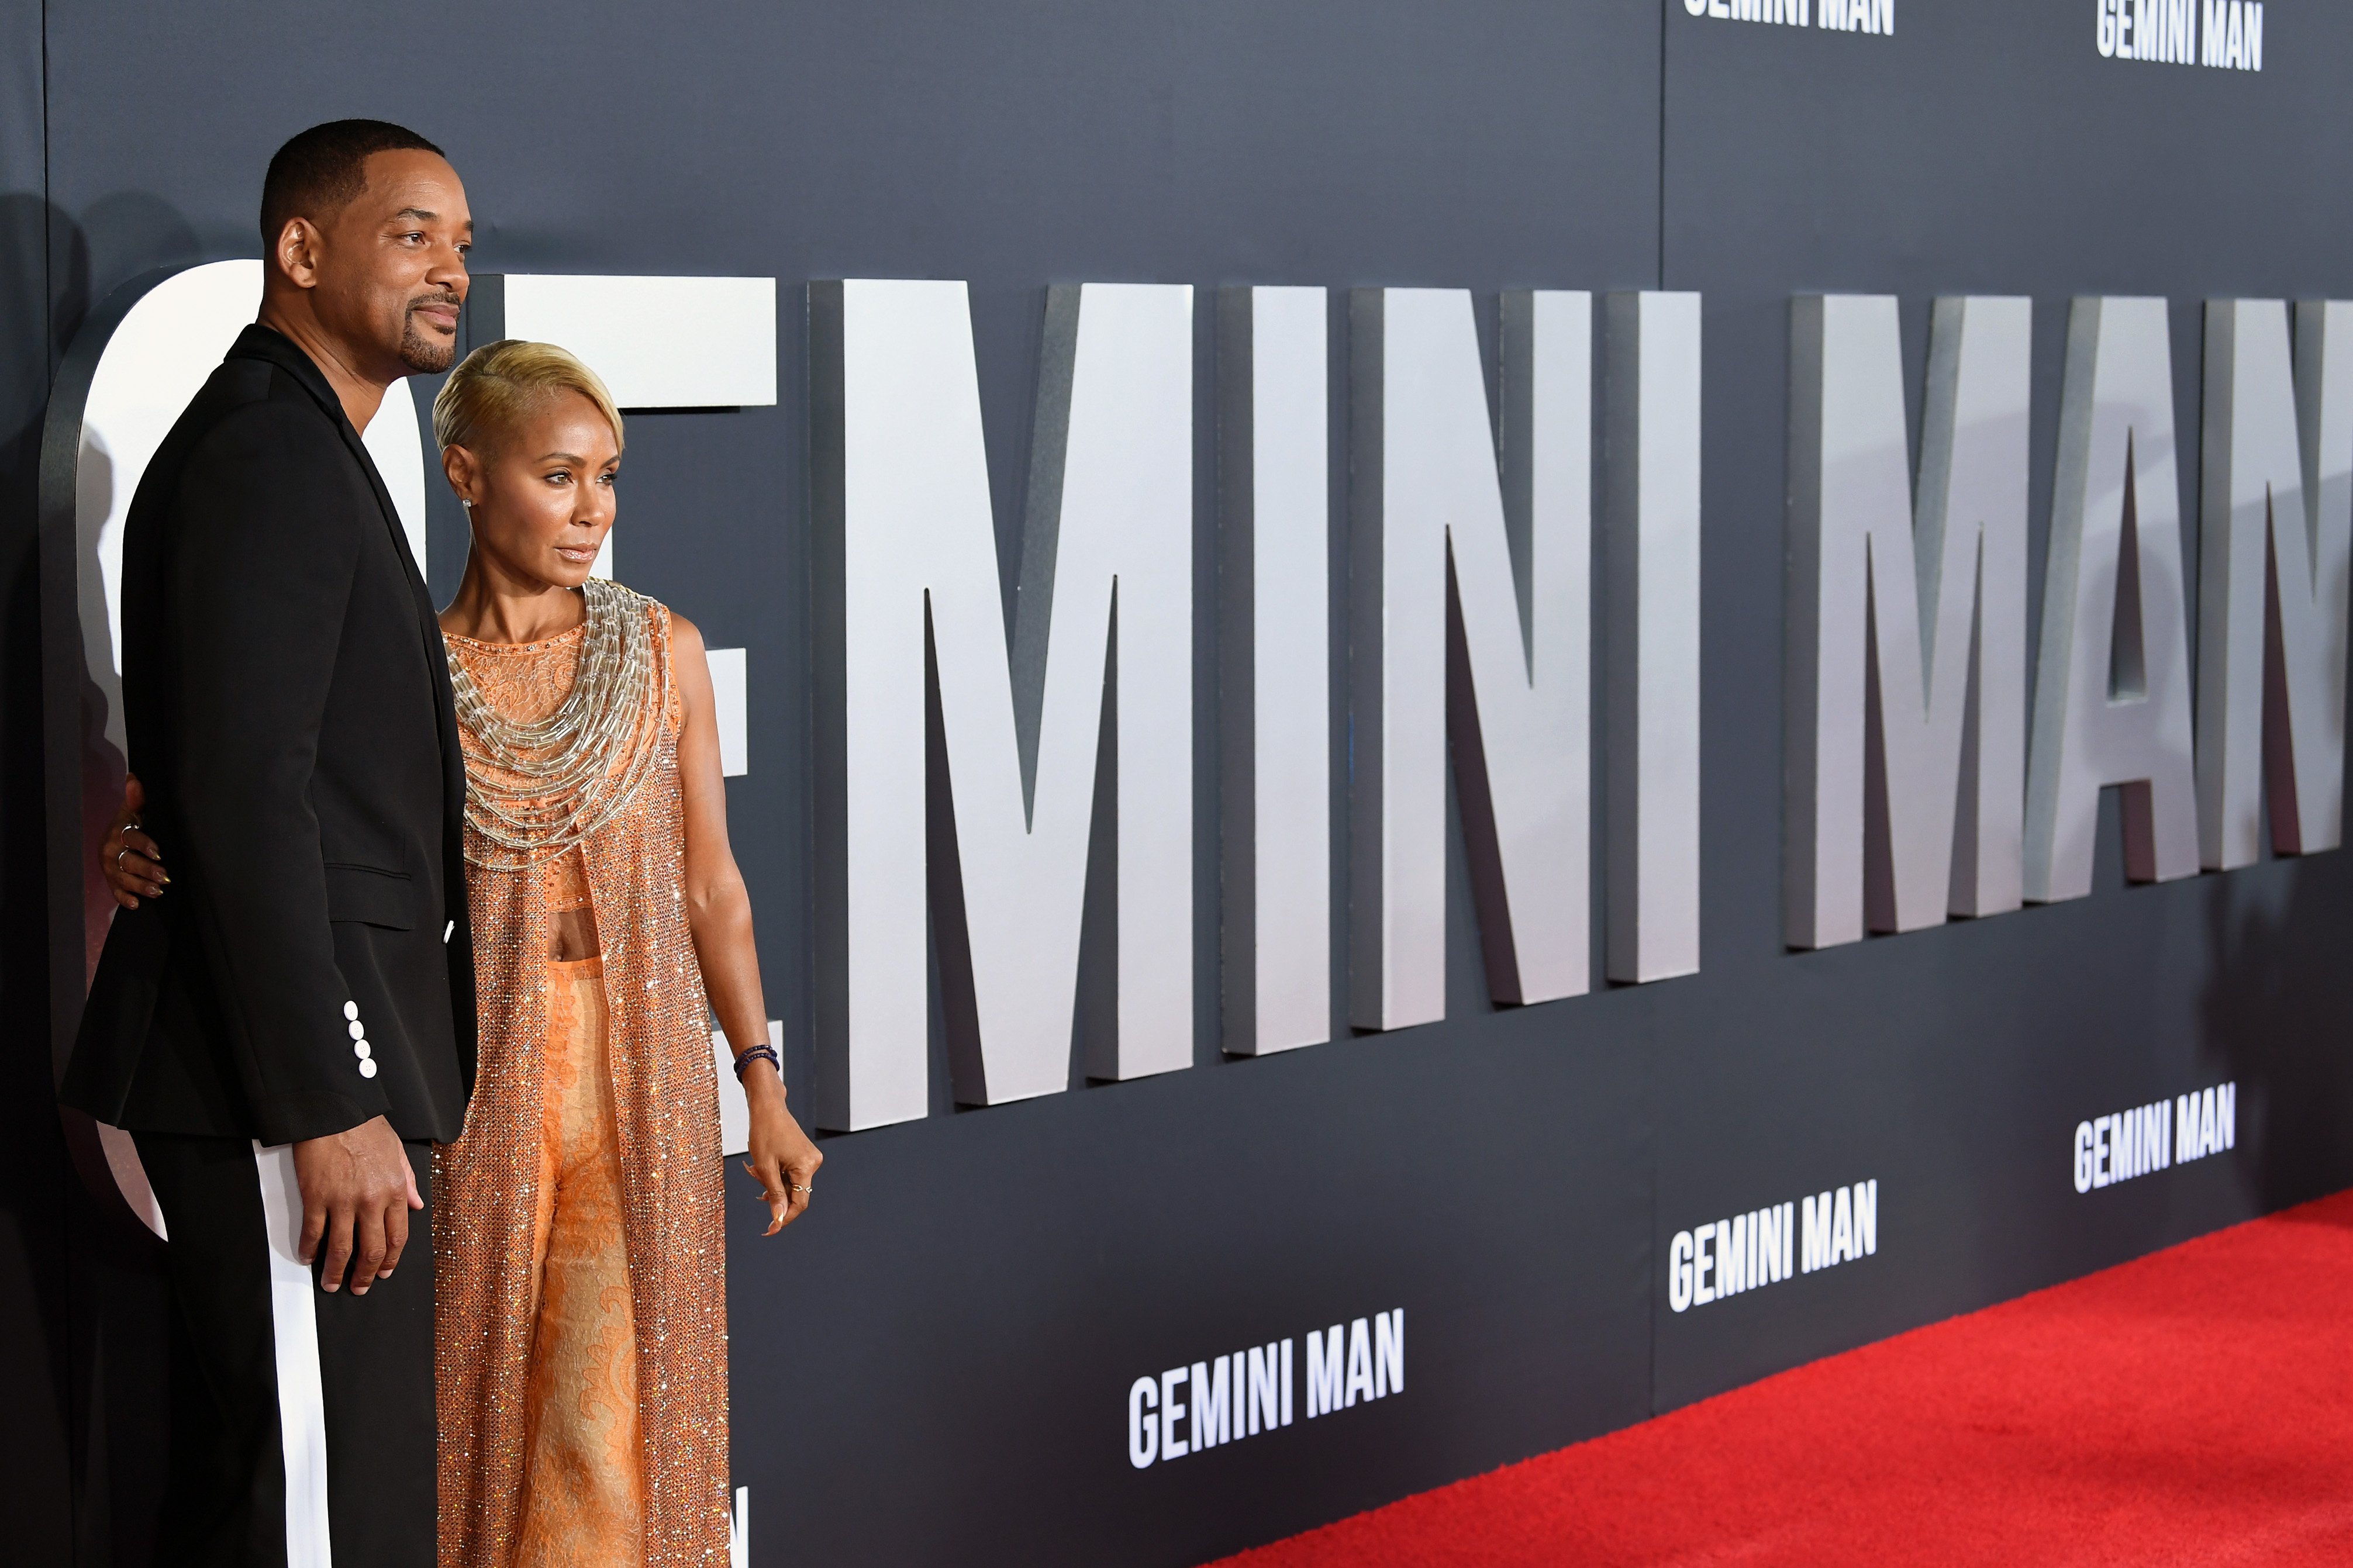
[435,595,731,1568]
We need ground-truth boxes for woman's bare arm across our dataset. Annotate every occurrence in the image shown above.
[671,613,822,1232]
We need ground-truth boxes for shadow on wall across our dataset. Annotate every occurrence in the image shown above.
[0,188,174,1568]
[0,186,79,1568]
[2198,847,2353,1220]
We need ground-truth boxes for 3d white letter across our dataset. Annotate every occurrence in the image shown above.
[467,272,778,579]
[2195,299,2352,865]
[1785,295,2029,948]
[2024,297,2200,900]
[811,280,1193,1130]
[1219,287,1331,1055]
[1605,292,1703,982]
[1348,288,1591,1031]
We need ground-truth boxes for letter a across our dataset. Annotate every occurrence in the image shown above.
[2025,298,2201,900]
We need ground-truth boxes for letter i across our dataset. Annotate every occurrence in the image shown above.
[1281,1338,1294,1425]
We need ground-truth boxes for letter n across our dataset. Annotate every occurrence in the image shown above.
[1348,288,1594,1027]
[1374,1308,1405,1397]
[2196,300,2352,866]
[811,280,1193,1128]
[1247,1343,1281,1435]
[1786,295,2030,947]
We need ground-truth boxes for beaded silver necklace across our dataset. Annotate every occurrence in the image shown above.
[447,578,666,869]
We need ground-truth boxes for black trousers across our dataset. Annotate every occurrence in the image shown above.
[134,1132,439,1568]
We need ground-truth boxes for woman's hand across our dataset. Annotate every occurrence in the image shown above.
[740,1064,822,1236]
[101,774,168,909]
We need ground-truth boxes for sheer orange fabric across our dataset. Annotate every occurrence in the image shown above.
[435,600,730,1568]
[515,953,641,1567]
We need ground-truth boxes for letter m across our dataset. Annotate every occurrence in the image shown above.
[811,280,1193,1129]
[2196,301,2353,866]
[1786,296,2031,947]
[1802,1191,1834,1272]
[1305,1326,1344,1418]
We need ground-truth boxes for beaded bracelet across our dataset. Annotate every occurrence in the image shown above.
[732,1042,781,1083]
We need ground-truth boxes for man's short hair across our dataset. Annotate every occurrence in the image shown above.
[258,119,445,249]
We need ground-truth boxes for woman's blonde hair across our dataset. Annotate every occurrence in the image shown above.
[431,338,625,457]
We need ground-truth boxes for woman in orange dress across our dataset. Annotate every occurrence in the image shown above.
[103,338,820,1568]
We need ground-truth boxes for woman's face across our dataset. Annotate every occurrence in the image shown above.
[444,389,619,591]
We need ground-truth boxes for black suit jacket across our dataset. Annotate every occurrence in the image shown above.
[63,325,476,1146]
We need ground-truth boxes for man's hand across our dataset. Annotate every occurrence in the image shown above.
[291,1115,422,1294]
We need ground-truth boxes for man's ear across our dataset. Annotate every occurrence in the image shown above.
[272,217,322,291]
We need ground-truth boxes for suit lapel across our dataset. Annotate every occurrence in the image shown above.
[332,417,467,822]
[227,327,468,835]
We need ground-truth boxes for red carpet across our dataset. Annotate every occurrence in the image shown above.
[1213,1193,2353,1567]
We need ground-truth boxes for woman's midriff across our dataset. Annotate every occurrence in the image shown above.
[546,847,601,961]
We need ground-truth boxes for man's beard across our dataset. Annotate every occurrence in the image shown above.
[399,297,461,373]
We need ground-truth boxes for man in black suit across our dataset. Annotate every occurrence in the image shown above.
[63,120,476,1567]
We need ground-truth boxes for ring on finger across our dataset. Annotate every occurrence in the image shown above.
[789,1183,813,1194]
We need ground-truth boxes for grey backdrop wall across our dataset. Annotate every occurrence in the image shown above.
[4,4,2348,1566]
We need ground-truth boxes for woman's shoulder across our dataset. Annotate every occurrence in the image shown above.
[586,576,665,618]
[586,576,679,638]
[603,581,703,652]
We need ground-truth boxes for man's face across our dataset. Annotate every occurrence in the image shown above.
[298,149,472,378]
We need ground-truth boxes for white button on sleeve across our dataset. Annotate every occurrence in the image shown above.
[357,1058,378,1079]
[354,1041,371,1060]
[348,1020,366,1041]
[343,1000,360,1021]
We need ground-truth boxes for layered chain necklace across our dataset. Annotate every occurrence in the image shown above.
[448,578,667,869]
